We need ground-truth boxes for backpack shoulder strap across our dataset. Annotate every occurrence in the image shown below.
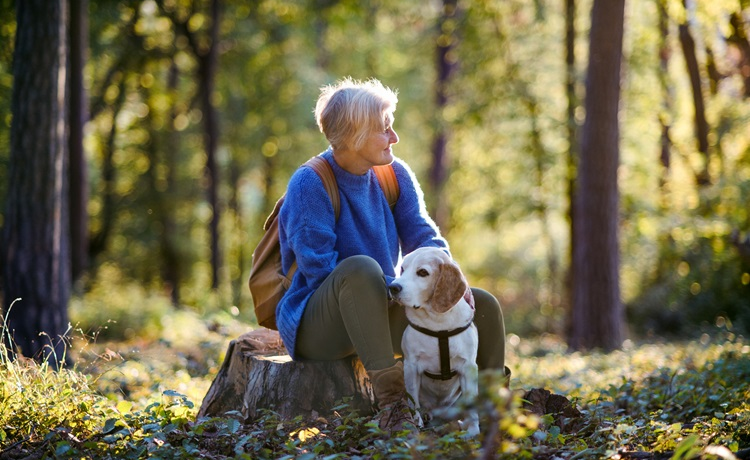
[304,155,340,220]
[373,164,400,210]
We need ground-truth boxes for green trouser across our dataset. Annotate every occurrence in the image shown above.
[295,255,506,372]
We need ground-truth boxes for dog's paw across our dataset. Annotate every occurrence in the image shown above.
[457,418,480,438]
[411,410,426,428]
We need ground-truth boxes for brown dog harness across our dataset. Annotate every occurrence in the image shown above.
[406,319,474,381]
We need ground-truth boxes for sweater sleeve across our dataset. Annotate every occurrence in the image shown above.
[278,166,338,289]
[391,158,450,256]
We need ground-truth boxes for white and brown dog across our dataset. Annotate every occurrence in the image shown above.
[389,247,480,436]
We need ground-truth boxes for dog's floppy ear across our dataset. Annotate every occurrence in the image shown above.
[430,260,468,313]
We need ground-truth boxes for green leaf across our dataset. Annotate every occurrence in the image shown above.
[163,389,185,398]
[116,400,132,414]
[672,435,700,460]
[103,418,118,434]
[141,423,161,432]
[234,433,253,455]
[225,418,241,434]
[55,441,72,456]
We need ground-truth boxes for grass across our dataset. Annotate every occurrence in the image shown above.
[1,302,749,459]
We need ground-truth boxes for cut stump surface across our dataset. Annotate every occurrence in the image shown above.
[198,328,375,421]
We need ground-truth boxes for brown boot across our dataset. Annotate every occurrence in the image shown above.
[367,361,418,433]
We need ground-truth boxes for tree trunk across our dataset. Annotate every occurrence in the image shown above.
[228,158,243,308]
[568,0,625,352]
[88,78,126,262]
[198,329,375,421]
[1,0,71,368]
[677,0,710,186]
[564,0,577,326]
[162,0,223,291]
[200,0,222,291]
[728,11,750,99]
[705,46,723,96]
[161,62,182,306]
[657,0,672,204]
[141,63,182,307]
[429,0,459,231]
[68,0,89,285]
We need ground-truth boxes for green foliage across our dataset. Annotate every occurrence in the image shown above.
[502,331,750,457]
[583,340,750,455]
[3,310,750,459]
[628,227,750,337]
[70,264,174,341]
[0,339,119,457]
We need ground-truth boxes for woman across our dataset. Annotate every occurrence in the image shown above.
[277,77,508,432]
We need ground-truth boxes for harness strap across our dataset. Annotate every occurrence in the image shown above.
[407,320,473,381]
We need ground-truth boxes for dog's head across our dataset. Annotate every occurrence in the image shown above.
[390,247,468,313]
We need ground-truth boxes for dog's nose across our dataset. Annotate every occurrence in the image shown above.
[388,284,402,298]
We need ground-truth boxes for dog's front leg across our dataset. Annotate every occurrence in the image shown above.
[403,358,424,428]
[457,362,480,437]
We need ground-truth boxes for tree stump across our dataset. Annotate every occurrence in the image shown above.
[197,328,375,421]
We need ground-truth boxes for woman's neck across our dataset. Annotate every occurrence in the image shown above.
[331,147,369,175]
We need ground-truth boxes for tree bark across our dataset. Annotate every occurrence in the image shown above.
[68,0,89,285]
[657,0,672,204]
[677,0,710,186]
[199,0,222,291]
[568,0,625,351]
[162,62,182,306]
[228,157,243,308]
[429,0,459,231]
[1,0,71,368]
[198,329,375,421]
[564,0,577,324]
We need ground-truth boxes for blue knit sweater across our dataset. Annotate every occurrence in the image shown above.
[277,148,448,359]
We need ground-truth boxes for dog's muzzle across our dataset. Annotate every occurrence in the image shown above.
[389,283,420,309]
[389,283,421,309]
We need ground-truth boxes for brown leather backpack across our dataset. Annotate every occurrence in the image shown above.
[248,155,400,330]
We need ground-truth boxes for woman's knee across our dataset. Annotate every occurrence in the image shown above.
[335,255,385,283]
[472,287,505,330]
[333,256,388,311]
[472,287,503,314]
[471,287,506,371]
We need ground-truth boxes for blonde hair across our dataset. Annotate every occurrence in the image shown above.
[314,77,398,151]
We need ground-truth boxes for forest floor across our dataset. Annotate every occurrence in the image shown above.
[1,310,749,459]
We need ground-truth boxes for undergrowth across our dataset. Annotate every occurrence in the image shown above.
[1,305,749,459]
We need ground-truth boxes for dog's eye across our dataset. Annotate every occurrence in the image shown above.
[400,266,405,275]
[417,268,429,277]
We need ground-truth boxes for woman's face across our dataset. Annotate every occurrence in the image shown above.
[357,118,399,167]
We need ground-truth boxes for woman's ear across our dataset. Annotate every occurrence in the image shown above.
[430,261,468,313]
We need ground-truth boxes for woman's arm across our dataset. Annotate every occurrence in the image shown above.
[279,167,339,289]
[391,158,450,256]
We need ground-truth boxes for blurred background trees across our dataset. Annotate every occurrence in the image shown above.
[1,0,749,354]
